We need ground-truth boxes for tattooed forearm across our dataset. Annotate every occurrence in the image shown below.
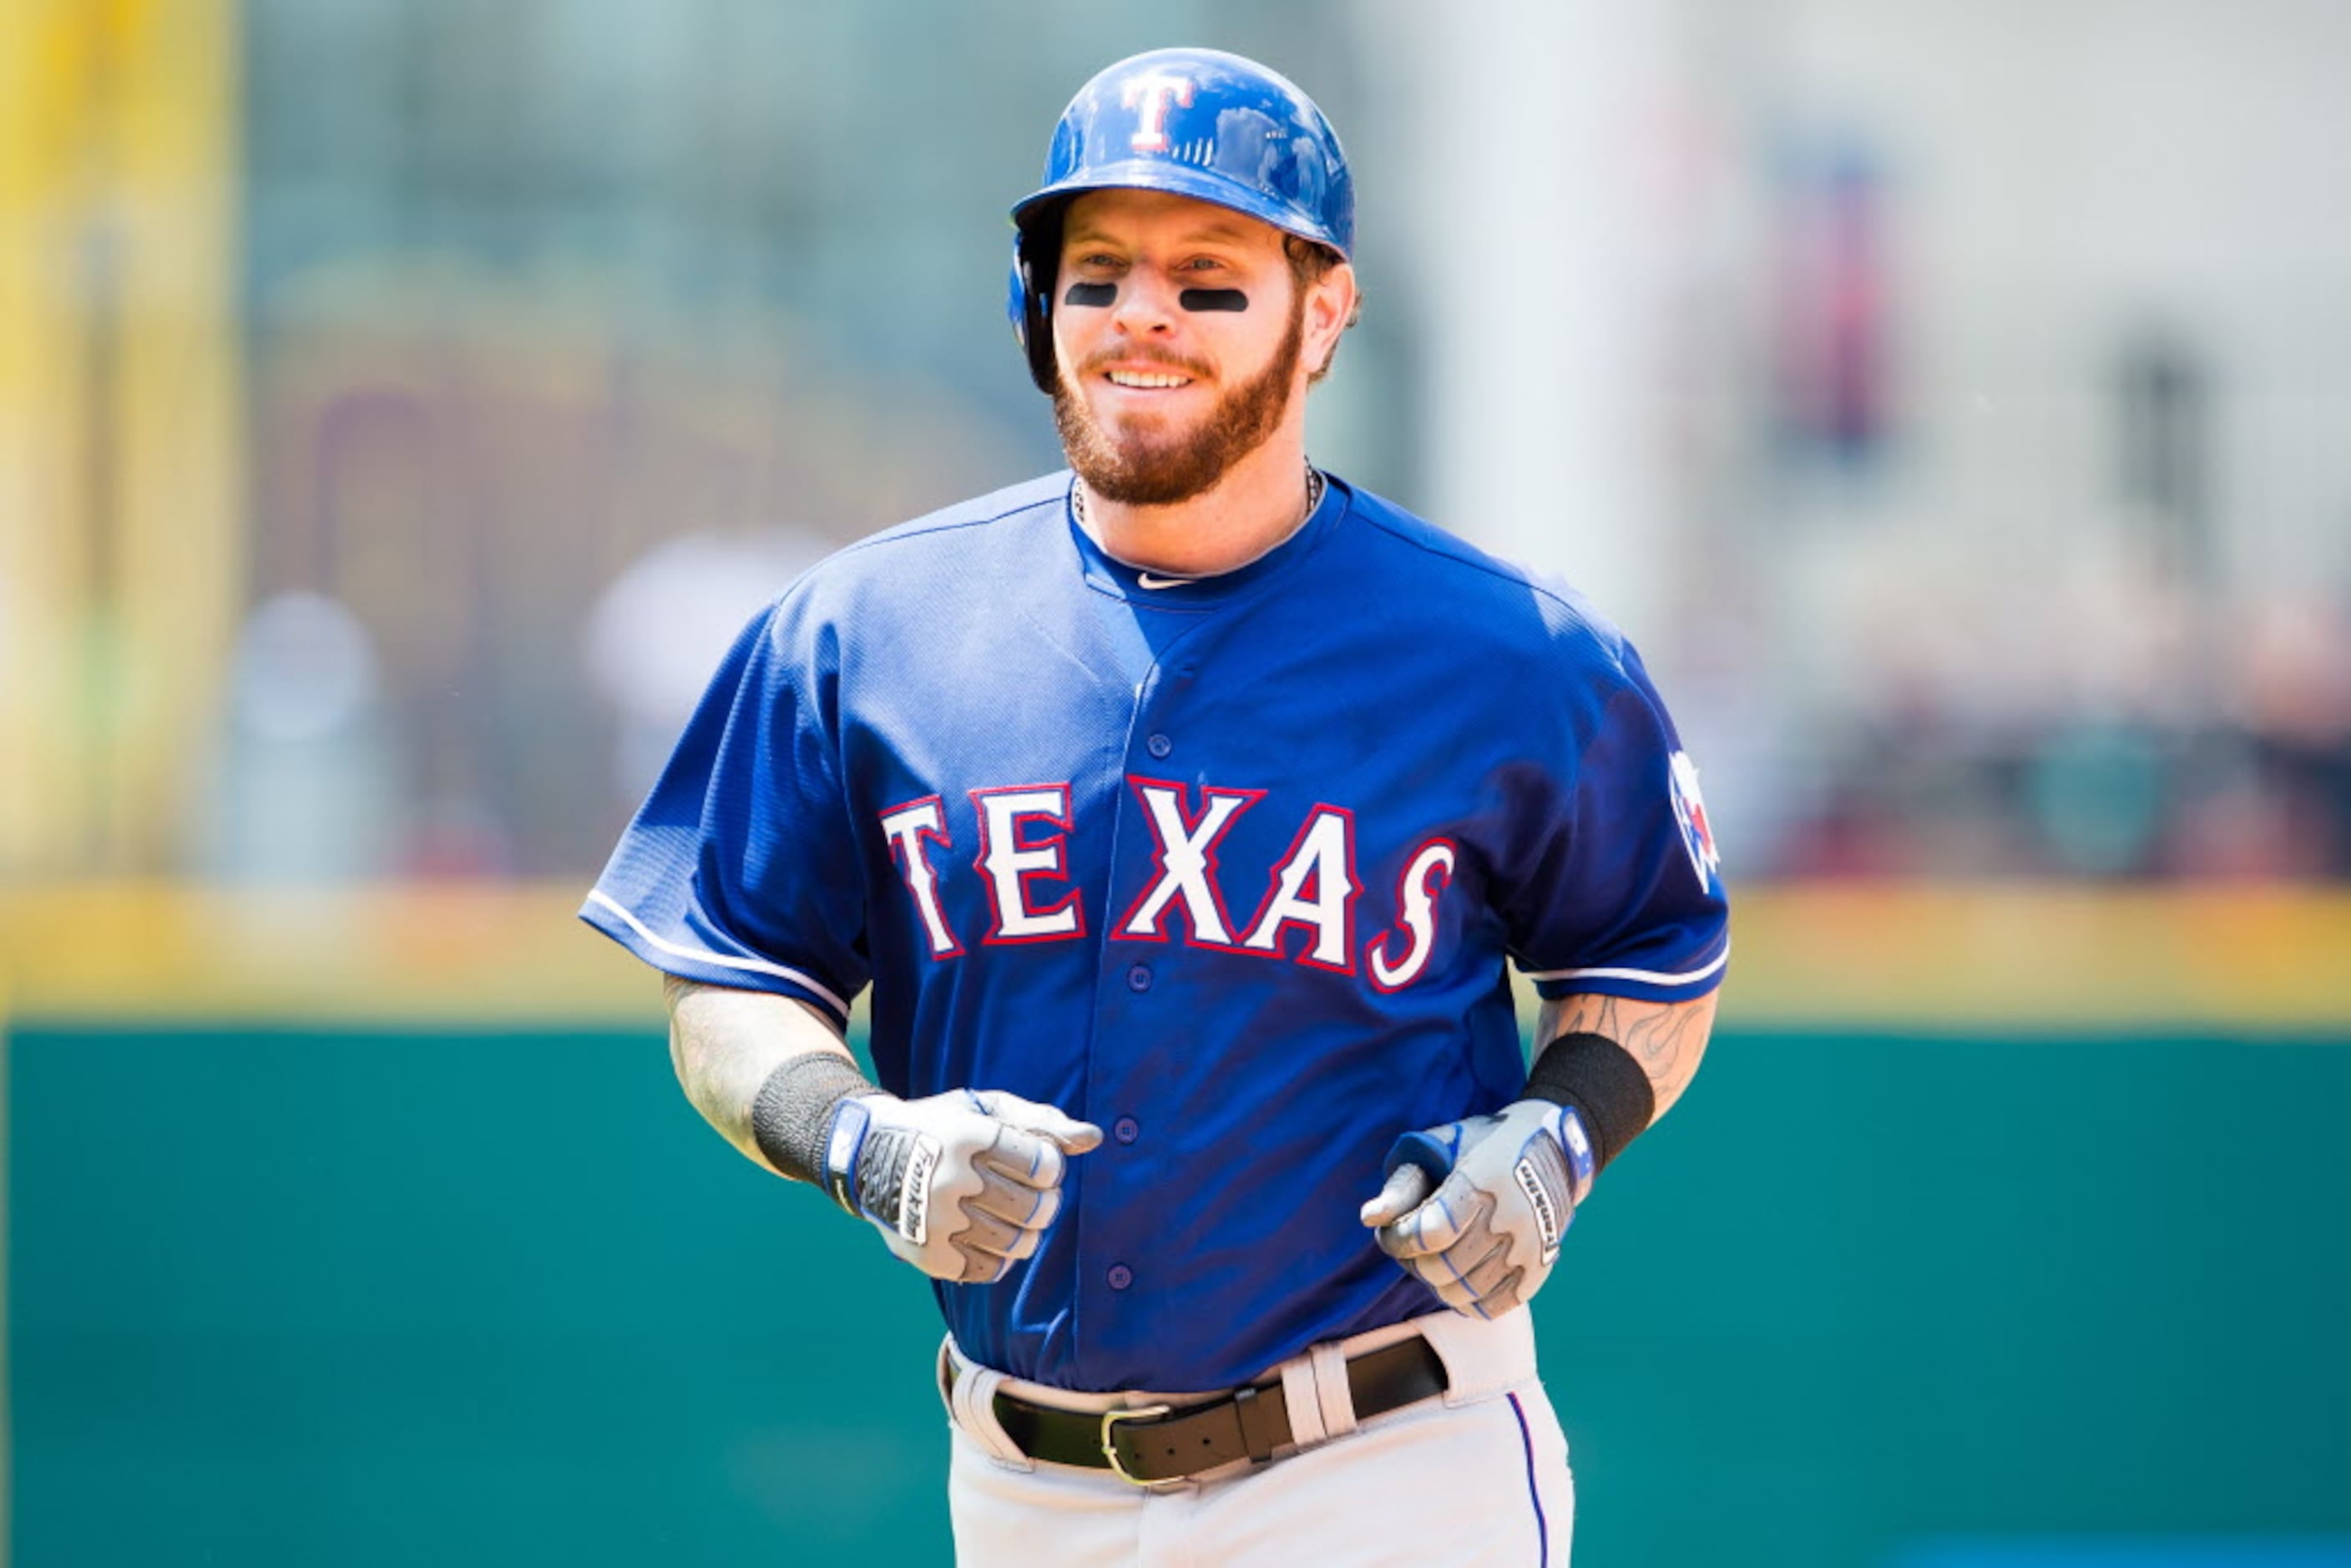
[664,974,853,1172]
[1537,989,1718,1121]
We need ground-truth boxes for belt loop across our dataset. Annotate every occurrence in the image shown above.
[1311,1341,1358,1439]
[1419,1308,1536,1409]
[945,1342,1036,1471]
[1279,1353,1329,1451]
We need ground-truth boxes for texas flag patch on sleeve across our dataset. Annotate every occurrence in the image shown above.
[1669,750,1722,890]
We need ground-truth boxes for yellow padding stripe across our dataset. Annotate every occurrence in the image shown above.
[0,883,2346,1030]
[1722,884,2351,1031]
[0,884,656,1026]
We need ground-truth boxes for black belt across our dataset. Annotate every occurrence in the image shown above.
[958,1335,1449,1485]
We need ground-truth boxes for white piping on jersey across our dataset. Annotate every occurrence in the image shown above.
[586,890,852,1019]
[1519,943,1729,989]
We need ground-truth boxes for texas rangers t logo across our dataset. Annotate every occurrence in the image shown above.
[1122,73,1194,152]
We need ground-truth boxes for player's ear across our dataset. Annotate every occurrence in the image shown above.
[1304,260,1358,382]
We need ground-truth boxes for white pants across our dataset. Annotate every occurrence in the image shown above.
[942,1310,1574,1566]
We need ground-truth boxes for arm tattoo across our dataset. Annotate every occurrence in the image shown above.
[664,975,853,1172]
[1545,990,1716,1120]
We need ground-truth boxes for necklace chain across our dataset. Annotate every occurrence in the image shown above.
[1072,463,1324,538]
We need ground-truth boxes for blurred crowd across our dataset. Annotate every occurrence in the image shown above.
[1782,596,2351,880]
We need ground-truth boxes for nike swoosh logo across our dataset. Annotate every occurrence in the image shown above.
[1135,573,1197,589]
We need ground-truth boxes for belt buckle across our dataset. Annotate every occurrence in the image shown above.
[1100,1403,1176,1486]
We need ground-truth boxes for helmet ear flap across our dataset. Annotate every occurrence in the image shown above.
[1012,206,1064,395]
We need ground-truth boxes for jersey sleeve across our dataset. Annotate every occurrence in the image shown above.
[1494,635,1730,1005]
[579,594,868,1026]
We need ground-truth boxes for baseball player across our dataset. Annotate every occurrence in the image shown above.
[583,47,1727,1566]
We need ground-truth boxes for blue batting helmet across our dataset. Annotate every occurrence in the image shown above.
[1007,48,1355,393]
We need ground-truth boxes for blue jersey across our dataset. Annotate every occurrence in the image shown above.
[584,471,1728,1393]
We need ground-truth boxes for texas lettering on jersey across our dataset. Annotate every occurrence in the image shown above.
[879,776,1454,989]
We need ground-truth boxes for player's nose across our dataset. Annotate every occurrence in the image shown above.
[1109,271,1181,335]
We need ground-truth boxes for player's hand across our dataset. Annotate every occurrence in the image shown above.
[822,1089,1101,1284]
[1358,1100,1596,1319]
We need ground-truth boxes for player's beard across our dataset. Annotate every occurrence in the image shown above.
[1052,292,1305,508]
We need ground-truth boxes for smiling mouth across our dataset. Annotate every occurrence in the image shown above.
[1105,369,1195,389]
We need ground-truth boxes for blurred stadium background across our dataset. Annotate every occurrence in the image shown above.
[3,1,2347,1564]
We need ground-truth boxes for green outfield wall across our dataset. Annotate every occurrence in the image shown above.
[10,1020,2350,1568]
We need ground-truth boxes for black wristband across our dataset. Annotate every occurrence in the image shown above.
[749,1052,878,1186]
[1522,1030,1656,1174]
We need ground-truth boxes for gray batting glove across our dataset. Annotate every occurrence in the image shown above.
[1359,1100,1597,1319]
[822,1089,1101,1284]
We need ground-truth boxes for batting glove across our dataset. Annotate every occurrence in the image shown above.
[822,1090,1100,1284]
[1358,1100,1597,1319]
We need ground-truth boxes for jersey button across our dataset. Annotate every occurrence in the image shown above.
[1126,964,1152,993]
[1113,1116,1140,1145]
[1145,733,1172,759]
[1107,1265,1134,1290]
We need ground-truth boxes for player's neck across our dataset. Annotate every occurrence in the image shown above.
[1075,434,1320,579]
